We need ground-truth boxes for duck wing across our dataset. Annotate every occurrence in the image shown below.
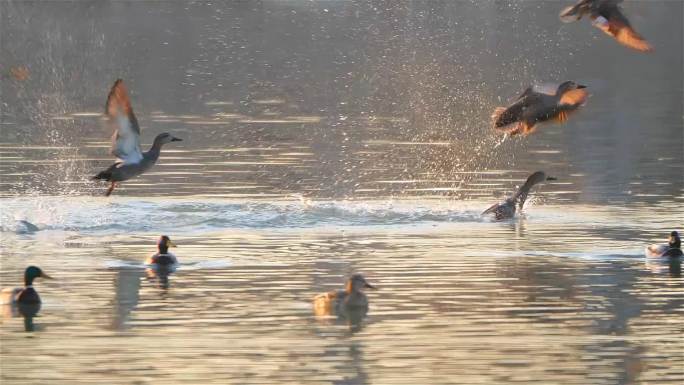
[645,243,668,257]
[555,88,589,122]
[513,172,547,210]
[106,79,143,165]
[593,5,653,52]
[482,202,502,216]
[1,287,22,304]
[560,0,594,23]
[492,92,541,131]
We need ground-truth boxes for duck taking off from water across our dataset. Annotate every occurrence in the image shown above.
[560,0,653,52]
[1,266,53,305]
[482,171,556,220]
[492,81,588,136]
[93,79,182,196]
[145,235,178,266]
[646,231,683,258]
[314,274,376,316]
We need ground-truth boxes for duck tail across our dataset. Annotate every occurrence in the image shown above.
[492,107,527,136]
[491,107,507,126]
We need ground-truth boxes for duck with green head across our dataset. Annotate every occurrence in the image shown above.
[145,235,178,266]
[1,266,53,305]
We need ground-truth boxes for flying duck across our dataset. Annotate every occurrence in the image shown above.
[492,81,588,136]
[482,171,556,220]
[1,266,53,305]
[93,79,182,196]
[646,231,683,258]
[560,0,653,52]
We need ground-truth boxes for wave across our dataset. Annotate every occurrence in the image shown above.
[0,196,485,235]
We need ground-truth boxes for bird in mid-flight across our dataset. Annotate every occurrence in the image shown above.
[93,79,182,196]
[560,0,653,52]
[492,81,588,137]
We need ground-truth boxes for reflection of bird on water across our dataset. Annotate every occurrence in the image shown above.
[111,269,143,330]
[482,171,556,220]
[1,66,30,81]
[314,274,375,331]
[93,79,182,196]
[1,266,53,332]
[560,0,653,52]
[645,231,683,258]
[492,81,588,136]
[145,235,179,289]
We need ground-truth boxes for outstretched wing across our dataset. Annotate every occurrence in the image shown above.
[106,79,143,164]
[593,10,653,52]
[481,202,501,216]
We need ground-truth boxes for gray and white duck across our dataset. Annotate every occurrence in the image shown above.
[93,79,182,196]
[482,171,556,220]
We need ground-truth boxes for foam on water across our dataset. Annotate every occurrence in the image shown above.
[0,196,489,235]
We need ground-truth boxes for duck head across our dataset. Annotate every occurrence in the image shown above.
[157,235,177,254]
[153,132,183,146]
[669,231,681,249]
[345,273,375,294]
[559,0,592,23]
[24,266,52,287]
[556,81,587,95]
[527,171,557,186]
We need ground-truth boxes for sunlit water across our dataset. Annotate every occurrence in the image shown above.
[1,1,683,384]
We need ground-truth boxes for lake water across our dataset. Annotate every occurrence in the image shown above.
[1,1,682,384]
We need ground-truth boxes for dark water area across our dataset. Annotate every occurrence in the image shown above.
[1,1,683,384]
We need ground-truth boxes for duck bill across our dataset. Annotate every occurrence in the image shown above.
[171,137,183,142]
[546,176,557,181]
[577,84,587,89]
[364,282,376,289]
[167,240,177,248]
[40,272,54,280]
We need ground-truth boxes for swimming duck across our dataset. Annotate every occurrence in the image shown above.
[482,171,556,220]
[145,235,178,266]
[560,0,653,52]
[93,79,182,196]
[1,266,53,305]
[314,274,376,315]
[492,81,588,136]
[646,231,683,258]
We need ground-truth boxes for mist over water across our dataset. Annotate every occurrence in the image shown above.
[1,1,683,384]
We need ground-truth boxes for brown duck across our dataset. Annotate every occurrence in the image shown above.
[492,81,588,136]
[560,0,653,52]
[93,79,182,196]
[313,274,376,315]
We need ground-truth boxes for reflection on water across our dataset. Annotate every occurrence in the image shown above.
[1,0,683,384]
[2,217,683,384]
